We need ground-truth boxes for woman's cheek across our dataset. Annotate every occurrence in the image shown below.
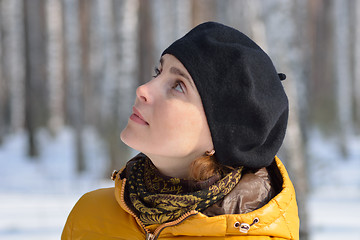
[169,108,203,139]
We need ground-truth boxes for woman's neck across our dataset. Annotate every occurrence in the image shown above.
[143,153,196,179]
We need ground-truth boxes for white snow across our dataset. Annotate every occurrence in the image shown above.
[307,129,360,240]
[0,127,113,240]
[0,127,359,239]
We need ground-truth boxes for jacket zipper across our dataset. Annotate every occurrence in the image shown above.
[119,178,151,236]
[151,210,198,240]
[119,177,198,240]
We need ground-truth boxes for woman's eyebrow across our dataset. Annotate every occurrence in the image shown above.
[159,57,195,90]
[169,67,195,90]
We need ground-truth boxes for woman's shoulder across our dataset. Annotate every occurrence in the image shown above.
[73,188,118,212]
[79,187,115,200]
[62,187,143,240]
[62,188,121,228]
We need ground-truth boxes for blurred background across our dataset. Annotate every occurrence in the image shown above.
[0,0,359,239]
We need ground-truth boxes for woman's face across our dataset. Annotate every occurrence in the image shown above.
[120,54,213,176]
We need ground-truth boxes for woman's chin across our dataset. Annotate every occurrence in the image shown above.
[120,127,132,146]
[120,128,144,152]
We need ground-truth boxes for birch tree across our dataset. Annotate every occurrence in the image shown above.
[94,0,120,173]
[88,0,103,127]
[46,0,64,136]
[114,0,140,169]
[151,0,174,58]
[79,0,91,127]
[63,0,85,172]
[1,0,25,132]
[261,0,309,238]
[174,0,192,40]
[96,0,118,120]
[354,0,360,131]
[333,0,353,156]
[0,1,5,144]
[221,0,254,37]
[153,0,192,62]
[246,0,268,53]
[152,0,191,57]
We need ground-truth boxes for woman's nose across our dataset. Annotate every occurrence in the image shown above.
[136,83,152,103]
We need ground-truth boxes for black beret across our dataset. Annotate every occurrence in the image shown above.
[162,22,288,169]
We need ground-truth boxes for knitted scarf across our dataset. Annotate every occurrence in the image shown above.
[126,156,243,226]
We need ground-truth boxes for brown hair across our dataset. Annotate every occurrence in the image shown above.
[188,154,234,181]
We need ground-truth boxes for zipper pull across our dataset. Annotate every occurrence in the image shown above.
[146,233,155,240]
[234,217,259,233]
[111,170,118,181]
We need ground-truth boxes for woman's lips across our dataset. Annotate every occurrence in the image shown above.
[130,107,149,125]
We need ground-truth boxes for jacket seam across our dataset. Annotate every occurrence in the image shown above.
[273,192,295,239]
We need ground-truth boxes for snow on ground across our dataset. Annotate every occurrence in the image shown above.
[0,128,114,240]
[0,127,359,239]
[307,130,360,240]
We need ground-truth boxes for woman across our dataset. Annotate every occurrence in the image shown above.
[62,22,299,240]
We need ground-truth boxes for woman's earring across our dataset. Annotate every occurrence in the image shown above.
[205,150,215,156]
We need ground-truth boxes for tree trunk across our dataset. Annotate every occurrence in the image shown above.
[2,0,25,132]
[95,0,120,174]
[150,0,190,54]
[88,0,103,128]
[354,0,360,132]
[79,0,91,127]
[174,0,191,37]
[63,0,85,172]
[151,0,173,58]
[0,1,6,145]
[333,0,353,156]
[138,0,154,85]
[46,0,65,136]
[307,0,337,133]
[191,0,216,27]
[114,0,139,169]
[261,0,309,239]
[24,0,47,158]
[96,0,118,119]
[246,0,268,51]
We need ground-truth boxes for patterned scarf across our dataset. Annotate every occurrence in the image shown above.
[126,156,243,226]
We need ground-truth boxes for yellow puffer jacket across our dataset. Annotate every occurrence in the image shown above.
[62,157,299,240]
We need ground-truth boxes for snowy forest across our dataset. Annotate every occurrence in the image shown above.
[0,0,359,239]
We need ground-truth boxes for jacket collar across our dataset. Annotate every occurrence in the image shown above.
[114,156,299,239]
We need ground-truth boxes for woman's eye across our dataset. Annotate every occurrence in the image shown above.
[152,67,161,78]
[173,81,184,93]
